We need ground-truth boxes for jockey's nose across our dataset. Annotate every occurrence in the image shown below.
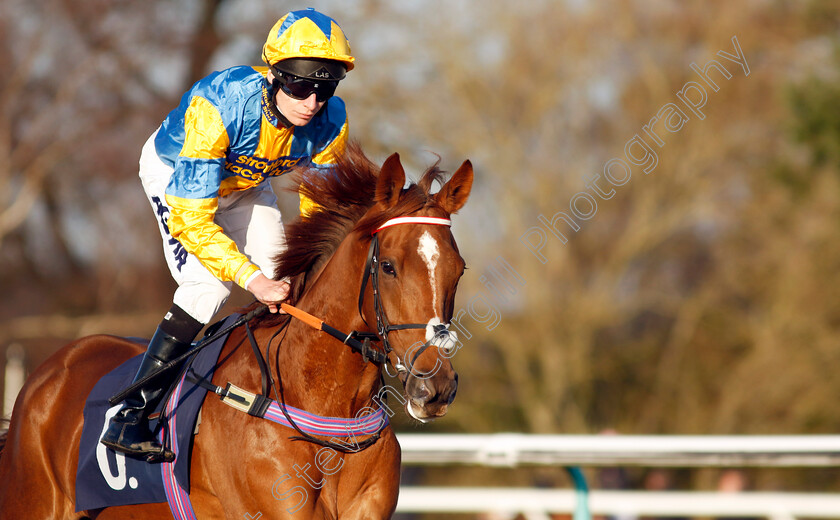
[303,93,319,110]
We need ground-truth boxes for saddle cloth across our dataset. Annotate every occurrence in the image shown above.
[74,314,236,513]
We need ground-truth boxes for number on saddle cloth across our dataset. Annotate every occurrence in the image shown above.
[74,315,238,512]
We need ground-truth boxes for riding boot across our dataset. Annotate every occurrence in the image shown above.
[101,305,203,463]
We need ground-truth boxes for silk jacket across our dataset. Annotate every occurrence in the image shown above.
[153,65,348,288]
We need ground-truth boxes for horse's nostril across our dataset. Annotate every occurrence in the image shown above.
[417,382,431,399]
[445,382,457,404]
[410,381,432,406]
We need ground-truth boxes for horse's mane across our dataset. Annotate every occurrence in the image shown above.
[0,417,9,459]
[252,142,445,327]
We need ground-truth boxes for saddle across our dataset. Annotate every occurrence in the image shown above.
[74,311,389,516]
[74,314,237,513]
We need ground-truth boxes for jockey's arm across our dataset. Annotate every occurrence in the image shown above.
[164,95,288,309]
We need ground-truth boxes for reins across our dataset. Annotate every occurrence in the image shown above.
[281,303,385,364]
[186,316,386,453]
[108,305,269,406]
[108,299,384,408]
[254,215,454,451]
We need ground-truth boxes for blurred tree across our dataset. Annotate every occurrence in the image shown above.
[0,0,232,377]
[357,0,840,455]
[788,49,840,173]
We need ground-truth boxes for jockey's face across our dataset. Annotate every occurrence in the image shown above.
[269,70,328,127]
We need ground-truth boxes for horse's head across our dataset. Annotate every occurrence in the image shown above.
[359,153,473,422]
[269,145,473,423]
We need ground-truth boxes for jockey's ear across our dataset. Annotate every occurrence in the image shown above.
[435,160,473,214]
[376,153,406,208]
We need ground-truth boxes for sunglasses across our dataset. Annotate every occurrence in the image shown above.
[274,71,339,103]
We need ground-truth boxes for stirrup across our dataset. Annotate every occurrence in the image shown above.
[145,446,175,464]
[101,436,175,464]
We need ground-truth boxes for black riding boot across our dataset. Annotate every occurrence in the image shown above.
[101,305,202,463]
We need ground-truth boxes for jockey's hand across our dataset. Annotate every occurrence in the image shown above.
[247,274,290,314]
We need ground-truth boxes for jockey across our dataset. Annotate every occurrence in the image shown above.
[101,8,354,463]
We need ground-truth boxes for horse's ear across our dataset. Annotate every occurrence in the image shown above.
[435,160,473,214]
[376,153,406,208]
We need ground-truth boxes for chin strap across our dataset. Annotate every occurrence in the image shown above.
[263,78,294,128]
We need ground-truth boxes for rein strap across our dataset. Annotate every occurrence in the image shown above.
[281,303,387,365]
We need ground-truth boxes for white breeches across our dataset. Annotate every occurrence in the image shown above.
[138,131,285,324]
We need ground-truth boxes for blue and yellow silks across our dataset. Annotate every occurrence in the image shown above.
[154,65,347,287]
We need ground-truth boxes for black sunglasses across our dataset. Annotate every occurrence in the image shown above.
[274,71,339,103]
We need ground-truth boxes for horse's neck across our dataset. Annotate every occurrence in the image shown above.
[273,240,382,418]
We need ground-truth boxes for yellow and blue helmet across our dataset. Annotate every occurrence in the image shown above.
[263,8,354,80]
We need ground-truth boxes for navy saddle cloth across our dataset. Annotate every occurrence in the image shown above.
[75,315,237,512]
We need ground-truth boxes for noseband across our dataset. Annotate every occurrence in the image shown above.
[357,216,455,377]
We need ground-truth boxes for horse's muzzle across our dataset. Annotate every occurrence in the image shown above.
[404,371,458,422]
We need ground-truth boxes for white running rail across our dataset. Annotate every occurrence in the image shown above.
[395,434,840,519]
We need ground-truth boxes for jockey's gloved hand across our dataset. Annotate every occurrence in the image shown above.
[245,273,290,313]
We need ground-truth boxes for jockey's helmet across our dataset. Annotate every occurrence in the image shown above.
[262,8,354,82]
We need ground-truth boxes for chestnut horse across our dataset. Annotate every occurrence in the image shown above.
[0,145,473,519]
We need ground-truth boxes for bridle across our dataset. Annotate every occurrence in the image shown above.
[357,215,456,379]
[256,213,459,452]
[110,215,462,455]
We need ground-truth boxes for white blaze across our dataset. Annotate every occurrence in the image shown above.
[417,231,440,313]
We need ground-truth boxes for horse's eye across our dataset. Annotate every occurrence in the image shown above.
[381,261,396,276]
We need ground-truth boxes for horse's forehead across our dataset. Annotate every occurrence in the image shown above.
[417,230,440,264]
[388,224,455,254]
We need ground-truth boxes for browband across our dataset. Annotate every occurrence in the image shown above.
[373,216,451,235]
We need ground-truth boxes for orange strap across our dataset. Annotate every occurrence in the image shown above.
[278,303,388,364]
[280,303,324,330]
